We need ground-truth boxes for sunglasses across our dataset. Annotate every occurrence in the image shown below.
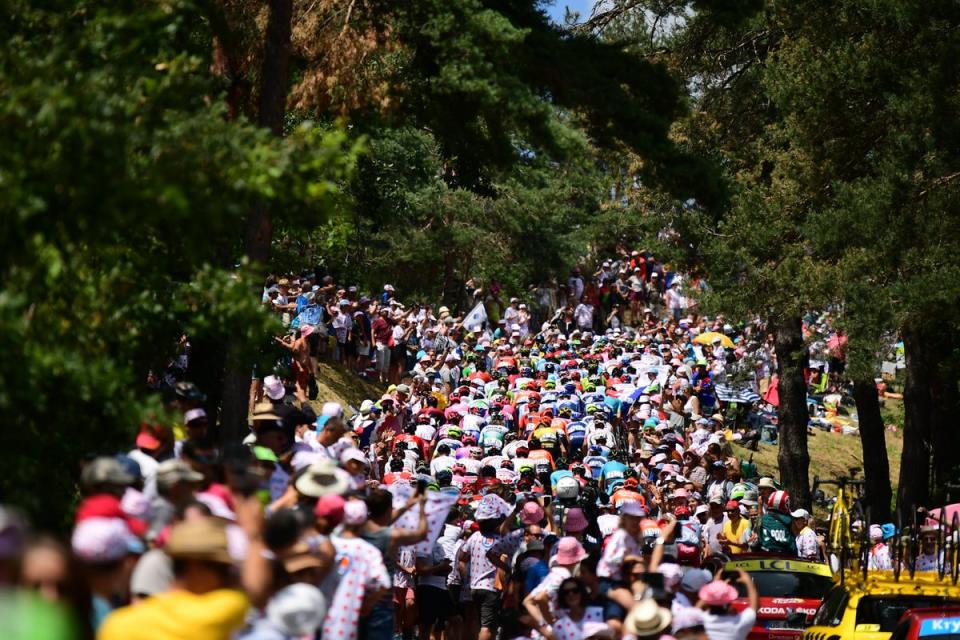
[561,588,581,596]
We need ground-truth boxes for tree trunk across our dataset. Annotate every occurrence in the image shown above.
[773,315,812,510]
[852,378,892,522]
[930,354,960,501]
[187,335,226,427]
[256,0,292,135]
[219,0,294,446]
[898,325,932,512]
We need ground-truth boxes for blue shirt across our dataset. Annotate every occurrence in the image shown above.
[600,460,628,493]
[524,560,550,596]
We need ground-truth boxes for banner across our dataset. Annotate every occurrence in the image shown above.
[462,301,488,332]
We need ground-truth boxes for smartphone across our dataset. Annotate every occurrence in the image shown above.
[541,495,552,507]
[416,479,428,495]
[721,570,740,582]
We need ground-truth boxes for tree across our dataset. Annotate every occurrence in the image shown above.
[754,0,960,510]
[0,0,353,527]
[587,0,960,512]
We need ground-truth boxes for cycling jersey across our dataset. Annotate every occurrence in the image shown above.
[600,460,628,493]
[528,449,556,474]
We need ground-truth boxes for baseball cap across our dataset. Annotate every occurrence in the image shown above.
[165,518,233,564]
[184,408,207,424]
[343,500,368,526]
[340,448,368,467]
[680,568,712,593]
[72,517,142,564]
[135,422,171,451]
[321,402,344,420]
[314,495,346,524]
[156,460,204,490]
[266,583,327,636]
[263,375,286,400]
[80,457,136,489]
[75,494,148,537]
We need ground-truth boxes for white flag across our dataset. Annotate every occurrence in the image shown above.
[388,483,460,555]
[462,301,488,332]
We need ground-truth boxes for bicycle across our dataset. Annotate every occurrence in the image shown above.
[812,468,868,584]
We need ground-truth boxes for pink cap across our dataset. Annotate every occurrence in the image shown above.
[314,494,346,524]
[564,508,589,533]
[521,501,545,525]
[698,580,739,606]
[554,536,589,565]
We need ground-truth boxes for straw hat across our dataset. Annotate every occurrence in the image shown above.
[165,518,232,564]
[294,460,349,498]
[624,599,672,637]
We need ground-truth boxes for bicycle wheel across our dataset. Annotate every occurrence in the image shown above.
[838,511,849,585]
[952,511,960,585]
[860,505,872,581]
[908,506,920,580]
[938,507,948,581]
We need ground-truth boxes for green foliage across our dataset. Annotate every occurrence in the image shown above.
[0,0,354,527]
[317,125,607,304]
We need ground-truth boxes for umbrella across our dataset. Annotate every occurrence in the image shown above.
[693,332,735,348]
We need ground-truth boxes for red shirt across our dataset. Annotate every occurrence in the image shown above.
[371,317,392,344]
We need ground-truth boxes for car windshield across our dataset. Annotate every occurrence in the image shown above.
[735,571,833,599]
[857,597,958,632]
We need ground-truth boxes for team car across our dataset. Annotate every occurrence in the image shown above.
[726,555,834,640]
[802,571,960,640]
[888,607,960,640]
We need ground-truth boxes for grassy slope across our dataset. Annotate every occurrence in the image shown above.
[307,360,384,416]
[731,399,905,508]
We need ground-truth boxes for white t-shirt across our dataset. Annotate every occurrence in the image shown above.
[415,423,437,442]
[430,455,455,475]
[703,608,757,640]
[574,304,594,328]
[417,540,449,590]
[504,306,520,330]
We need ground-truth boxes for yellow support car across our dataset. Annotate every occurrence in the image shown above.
[802,571,960,640]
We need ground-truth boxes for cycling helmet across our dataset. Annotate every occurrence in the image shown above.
[730,483,749,502]
[556,476,580,500]
[767,490,791,512]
